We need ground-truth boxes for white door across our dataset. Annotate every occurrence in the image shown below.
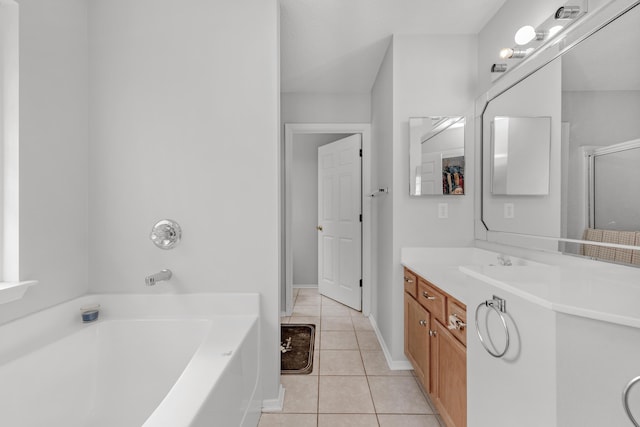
[317,134,362,311]
[421,151,443,195]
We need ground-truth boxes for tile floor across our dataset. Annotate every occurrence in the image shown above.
[259,288,444,427]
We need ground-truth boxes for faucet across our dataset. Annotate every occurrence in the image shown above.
[497,255,512,266]
[145,269,172,286]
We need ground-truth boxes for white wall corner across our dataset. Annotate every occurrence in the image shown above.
[368,314,413,371]
[261,383,285,413]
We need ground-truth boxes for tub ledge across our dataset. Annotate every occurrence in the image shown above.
[0,280,38,304]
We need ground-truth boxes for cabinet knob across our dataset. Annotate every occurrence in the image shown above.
[419,319,427,327]
[404,277,414,283]
[429,330,437,337]
[422,291,436,300]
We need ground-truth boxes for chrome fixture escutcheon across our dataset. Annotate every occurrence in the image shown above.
[150,219,182,250]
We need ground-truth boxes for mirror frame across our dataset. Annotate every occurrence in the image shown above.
[475,0,640,254]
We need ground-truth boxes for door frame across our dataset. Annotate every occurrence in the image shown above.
[284,123,372,317]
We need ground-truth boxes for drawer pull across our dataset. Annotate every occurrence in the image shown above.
[404,277,414,283]
[623,376,640,427]
[422,291,436,300]
[429,330,437,337]
[448,313,467,330]
[419,319,427,327]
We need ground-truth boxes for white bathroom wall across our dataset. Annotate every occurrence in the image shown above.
[87,0,280,402]
[0,0,89,325]
[281,93,371,124]
[370,34,478,363]
[390,35,478,361]
[370,40,394,355]
[292,133,350,285]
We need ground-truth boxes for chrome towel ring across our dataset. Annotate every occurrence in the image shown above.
[623,376,640,426]
[475,296,510,358]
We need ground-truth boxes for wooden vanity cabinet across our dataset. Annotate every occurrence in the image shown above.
[403,267,467,427]
[404,292,431,392]
[433,321,467,427]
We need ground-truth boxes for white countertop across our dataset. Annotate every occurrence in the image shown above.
[401,247,640,329]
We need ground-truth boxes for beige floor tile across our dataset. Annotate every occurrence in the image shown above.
[281,375,319,413]
[377,414,441,427]
[296,294,322,306]
[352,317,374,331]
[319,350,365,375]
[368,377,432,414]
[361,351,412,376]
[297,288,319,296]
[258,413,317,427]
[280,316,291,324]
[293,305,321,317]
[322,305,353,317]
[356,330,382,351]
[318,376,375,413]
[320,331,358,350]
[350,308,365,317]
[322,316,354,331]
[318,413,379,426]
[320,296,343,307]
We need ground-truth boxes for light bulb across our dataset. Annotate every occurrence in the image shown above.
[515,25,536,45]
[499,48,528,59]
[548,25,563,37]
[499,48,514,59]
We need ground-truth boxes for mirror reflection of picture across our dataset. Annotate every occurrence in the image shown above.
[443,156,464,195]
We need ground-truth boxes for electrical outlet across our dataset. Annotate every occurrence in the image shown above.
[504,203,515,219]
[438,203,448,219]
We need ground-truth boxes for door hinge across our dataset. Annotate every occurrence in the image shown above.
[359,214,362,222]
[359,279,363,287]
[359,149,362,157]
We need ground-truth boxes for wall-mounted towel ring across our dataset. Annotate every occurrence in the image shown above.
[369,188,389,198]
[475,295,510,358]
[623,376,640,427]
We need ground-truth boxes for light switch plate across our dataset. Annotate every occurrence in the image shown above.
[438,203,449,219]
[504,203,515,219]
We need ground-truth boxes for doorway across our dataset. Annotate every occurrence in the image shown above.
[284,123,372,317]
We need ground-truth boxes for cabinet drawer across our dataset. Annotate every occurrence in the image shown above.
[417,279,446,324]
[447,299,467,346]
[403,268,417,298]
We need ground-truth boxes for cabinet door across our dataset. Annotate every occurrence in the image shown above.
[434,321,467,427]
[404,293,430,392]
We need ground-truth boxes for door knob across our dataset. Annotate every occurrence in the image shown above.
[316,225,323,231]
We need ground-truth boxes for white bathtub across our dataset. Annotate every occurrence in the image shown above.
[0,293,261,427]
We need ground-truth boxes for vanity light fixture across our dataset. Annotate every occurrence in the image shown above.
[491,63,507,73]
[514,25,545,45]
[555,5,581,19]
[499,47,528,59]
[548,25,564,37]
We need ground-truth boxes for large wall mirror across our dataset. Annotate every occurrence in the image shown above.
[409,116,465,196]
[481,1,640,265]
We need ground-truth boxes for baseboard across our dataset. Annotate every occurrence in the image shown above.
[368,314,413,371]
[293,284,318,289]
[261,384,285,413]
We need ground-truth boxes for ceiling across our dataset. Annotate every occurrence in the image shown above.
[280,0,506,94]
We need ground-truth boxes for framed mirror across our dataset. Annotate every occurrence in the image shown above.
[479,1,640,265]
[409,116,465,196]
